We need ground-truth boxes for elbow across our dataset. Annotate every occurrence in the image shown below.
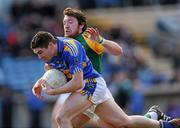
[119,46,123,55]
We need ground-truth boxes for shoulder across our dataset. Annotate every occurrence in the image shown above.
[63,39,79,56]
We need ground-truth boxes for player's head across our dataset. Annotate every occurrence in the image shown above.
[63,7,87,37]
[31,31,57,62]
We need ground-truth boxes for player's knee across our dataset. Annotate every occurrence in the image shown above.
[56,111,71,126]
[55,114,61,125]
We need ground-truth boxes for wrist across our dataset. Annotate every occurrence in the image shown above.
[99,36,104,44]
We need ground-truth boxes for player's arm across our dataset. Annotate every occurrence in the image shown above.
[33,68,83,96]
[102,39,123,55]
[45,71,83,95]
[84,27,123,55]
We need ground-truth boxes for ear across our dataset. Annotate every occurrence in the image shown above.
[48,42,55,48]
[79,24,84,31]
[48,42,54,49]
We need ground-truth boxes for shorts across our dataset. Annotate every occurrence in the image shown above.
[80,77,113,105]
[57,77,113,118]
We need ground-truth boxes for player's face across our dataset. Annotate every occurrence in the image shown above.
[63,15,83,37]
[33,42,56,62]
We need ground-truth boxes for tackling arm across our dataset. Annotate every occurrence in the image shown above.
[102,39,123,55]
[84,27,123,56]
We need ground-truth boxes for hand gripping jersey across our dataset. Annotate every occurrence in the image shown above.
[75,34,104,73]
[47,37,100,80]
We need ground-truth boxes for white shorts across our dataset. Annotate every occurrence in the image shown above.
[80,77,113,105]
[57,77,113,118]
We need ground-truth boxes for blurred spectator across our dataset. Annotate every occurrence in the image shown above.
[5,27,20,56]
[95,0,121,8]
[167,100,180,118]
[109,70,133,109]
[26,90,45,128]
[0,86,2,127]
[171,43,180,70]
[129,77,144,115]
[78,0,96,9]
[0,18,11,53]
[170,68,180,84]
[1,86,13,128]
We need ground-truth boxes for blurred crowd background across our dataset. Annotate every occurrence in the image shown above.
[0,0,180,128]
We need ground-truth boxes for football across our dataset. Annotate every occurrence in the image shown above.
[41,69,67,89]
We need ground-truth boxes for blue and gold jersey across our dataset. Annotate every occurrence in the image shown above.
[47,37,100,80]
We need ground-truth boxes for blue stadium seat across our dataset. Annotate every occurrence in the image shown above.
[1,56,44,91]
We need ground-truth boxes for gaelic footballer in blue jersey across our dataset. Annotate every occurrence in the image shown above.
[31,31,180,128]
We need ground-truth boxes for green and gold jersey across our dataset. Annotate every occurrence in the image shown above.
[75,34,104,73]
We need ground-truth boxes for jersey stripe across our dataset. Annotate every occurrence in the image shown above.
[65,41,78,56]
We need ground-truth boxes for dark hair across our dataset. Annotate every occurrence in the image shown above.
[63,7,87,32]
[30,31,56,49]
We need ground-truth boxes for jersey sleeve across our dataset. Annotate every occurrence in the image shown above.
[64,41,83,75]
[82,34,104,55]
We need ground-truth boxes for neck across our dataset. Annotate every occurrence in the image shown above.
[74,32,83,38]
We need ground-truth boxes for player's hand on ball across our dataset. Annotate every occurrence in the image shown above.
[38,79,56,96]
[32,79,44,99]
[40,79,49,89]
[84,27,104,44]
[40,69,67,95]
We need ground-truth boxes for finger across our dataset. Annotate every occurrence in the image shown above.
[86,27,95,33]
[95,28,100,35]
[86,29,96,38]
[41,83,45,88]
[85,29,93,34]
[86,27,92,31]
[37,95,43,100]
[89,28,96,34]
[89,28,98,37]
[41,82,48,88]
[38,79,43,84]
[32,89,36,96]
[32,87,38,95]
[40,79,46,84]
[91,28,97,34]
[87,27,97,34]
[39,95,44,100]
